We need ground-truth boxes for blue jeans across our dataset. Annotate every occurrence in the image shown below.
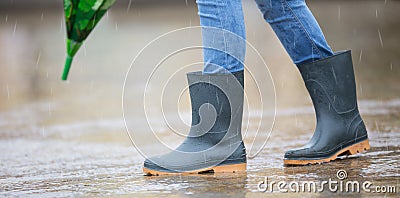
[197,0,334,73]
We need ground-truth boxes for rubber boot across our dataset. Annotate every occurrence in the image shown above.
[143,71,246,175]
[284,50,370,165]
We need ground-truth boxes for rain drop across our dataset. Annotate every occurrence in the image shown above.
[127,0,133,13]
[378,29,384,48]
[12,19,17,38]
[42,127,46,137]
[60,15,63,33]
[293,35,296,48]
[83,43,87,56]
[375,121,380,134]
[36,51,41,69]
[6,84,10,100]
[331,66,337,83]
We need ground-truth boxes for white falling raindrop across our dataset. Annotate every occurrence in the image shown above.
[60,15,63,33]
[127,0,133,13]
[6,83,10,100]
[378,29,384,48]
[36,51,41,69]
[12,19,17,38]
[83,43,87,56]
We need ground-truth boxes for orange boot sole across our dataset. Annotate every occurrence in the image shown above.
[284,139,370,165]
[143,163,246,176]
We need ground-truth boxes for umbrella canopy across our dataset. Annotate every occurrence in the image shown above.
[62,0,116,80]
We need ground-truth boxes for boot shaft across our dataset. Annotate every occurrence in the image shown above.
[298,50,359,120]
[186,71,244,142]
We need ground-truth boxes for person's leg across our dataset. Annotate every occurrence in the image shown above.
[197,0,246,73]
[254,0,334,64]
[142,0,248,175]
[254,0,369,165]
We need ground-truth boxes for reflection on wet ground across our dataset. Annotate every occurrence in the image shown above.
[0,0,399,197]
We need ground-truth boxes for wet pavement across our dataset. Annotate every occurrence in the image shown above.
[0,0,399,197]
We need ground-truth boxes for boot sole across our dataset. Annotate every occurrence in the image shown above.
[284,139,370,166]
[143,163,246,176]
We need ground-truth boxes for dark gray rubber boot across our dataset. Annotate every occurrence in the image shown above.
[284,50,370,165]
[143,71,246,175]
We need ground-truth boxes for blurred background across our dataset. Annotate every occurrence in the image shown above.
[0,0,399,196]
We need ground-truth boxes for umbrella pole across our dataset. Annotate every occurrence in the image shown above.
[62,55,73,81]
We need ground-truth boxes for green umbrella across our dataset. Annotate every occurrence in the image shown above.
[62,0,116,80]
